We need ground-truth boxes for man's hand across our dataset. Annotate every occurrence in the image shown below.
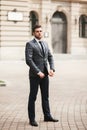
[49,70,54,77]
[37,71,45,78]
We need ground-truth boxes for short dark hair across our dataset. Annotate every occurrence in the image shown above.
[33,25,42,32]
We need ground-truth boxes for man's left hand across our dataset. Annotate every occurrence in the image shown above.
[49,70,54,77]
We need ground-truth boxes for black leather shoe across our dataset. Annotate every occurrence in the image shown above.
[30,120,38,127]
[44,116,59,122]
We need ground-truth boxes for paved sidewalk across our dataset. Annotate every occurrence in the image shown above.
[0,57,87,130]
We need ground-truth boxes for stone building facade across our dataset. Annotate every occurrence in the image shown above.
[0,0,87,60]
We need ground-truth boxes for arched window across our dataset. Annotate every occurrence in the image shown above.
[79,15,87,38]
[30,11,39,35]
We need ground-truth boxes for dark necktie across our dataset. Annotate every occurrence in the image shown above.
[39,41,44,56]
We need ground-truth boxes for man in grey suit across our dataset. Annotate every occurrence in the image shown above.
[25,25,58,127]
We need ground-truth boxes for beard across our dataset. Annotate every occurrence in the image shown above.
[35,35,42,40]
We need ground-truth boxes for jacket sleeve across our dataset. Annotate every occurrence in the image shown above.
[48,47,55,72]
[25,42,41,74]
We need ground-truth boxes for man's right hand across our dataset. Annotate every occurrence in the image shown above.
[37,71,45,78]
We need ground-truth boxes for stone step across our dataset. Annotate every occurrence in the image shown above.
[53,54,87,60]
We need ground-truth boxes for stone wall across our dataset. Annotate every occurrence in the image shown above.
[70,3,87,54]
[0,0,87,60]
[0,0,29,60]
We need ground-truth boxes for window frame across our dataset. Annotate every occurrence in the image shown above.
[79,15,87,38]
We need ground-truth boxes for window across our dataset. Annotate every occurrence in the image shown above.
[79,15,87,38]
[30,11,38,35]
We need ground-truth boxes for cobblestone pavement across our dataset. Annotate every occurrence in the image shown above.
[0,57,87,130]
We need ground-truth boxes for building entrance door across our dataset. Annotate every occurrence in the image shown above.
[51,11,67,53]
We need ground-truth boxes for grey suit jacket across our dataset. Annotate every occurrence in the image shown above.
[25,38,55,77]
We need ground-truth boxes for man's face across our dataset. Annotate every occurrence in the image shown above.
[33,27,43,40]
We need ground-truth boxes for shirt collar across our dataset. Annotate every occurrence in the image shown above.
[34,38,42,43]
